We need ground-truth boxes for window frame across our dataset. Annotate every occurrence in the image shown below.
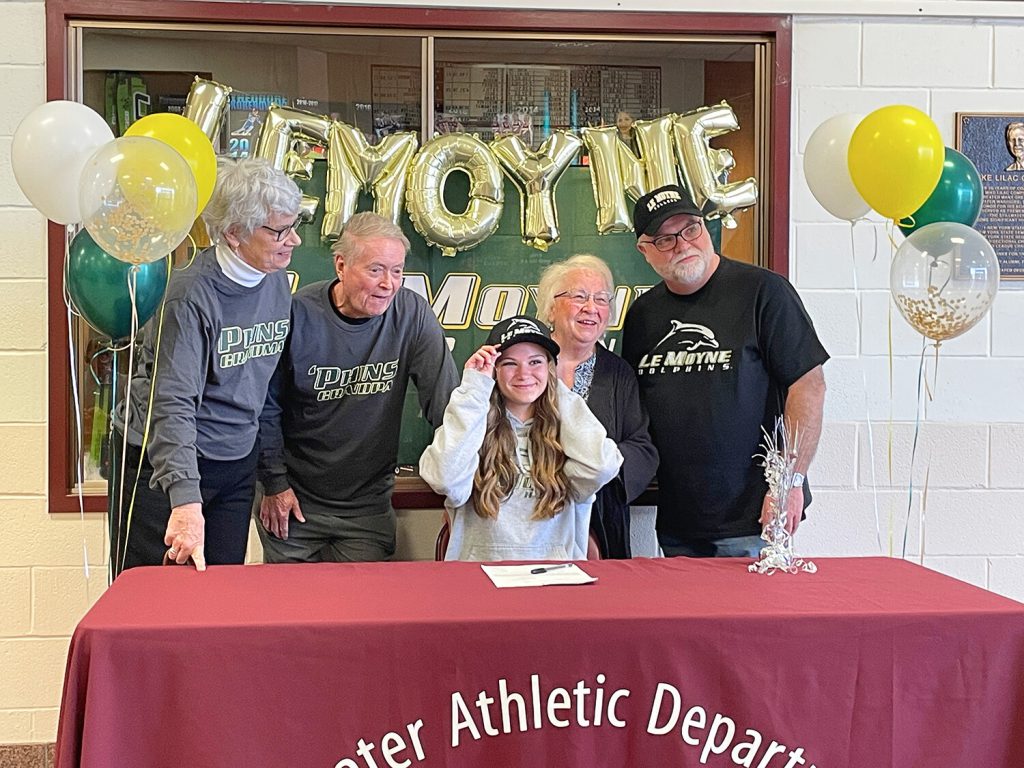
[44,0,792,512]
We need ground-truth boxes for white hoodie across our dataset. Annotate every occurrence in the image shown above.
[419,368,623,561]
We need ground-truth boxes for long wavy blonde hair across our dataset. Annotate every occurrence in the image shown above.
[470,359,570,520]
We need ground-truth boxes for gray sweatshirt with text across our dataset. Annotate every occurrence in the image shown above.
[119,247,291,507]
[258,282,459,516]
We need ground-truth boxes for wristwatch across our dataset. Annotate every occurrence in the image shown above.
[792,472,806,489]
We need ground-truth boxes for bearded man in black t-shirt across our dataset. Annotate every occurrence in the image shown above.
[622,185,829,558]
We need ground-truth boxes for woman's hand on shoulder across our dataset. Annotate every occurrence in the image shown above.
[465,344,500,377]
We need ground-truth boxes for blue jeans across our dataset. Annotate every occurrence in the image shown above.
[658,532,764,558]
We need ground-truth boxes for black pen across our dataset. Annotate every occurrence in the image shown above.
[531,563,572,575]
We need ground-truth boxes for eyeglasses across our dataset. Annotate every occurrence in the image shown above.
[555,290,613,308]
[260,218,302,242]
[640,220,704,252]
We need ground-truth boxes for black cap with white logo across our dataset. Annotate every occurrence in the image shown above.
[486,315,560,362]
[633,184,703,239]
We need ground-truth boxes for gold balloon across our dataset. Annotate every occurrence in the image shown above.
[583,116,682,235]
[490,131,582,251]
[632,114,680,191]
[327,123,419,239]
[252,106,332,237]
[672,102,758,224]
[183,77,232,145]
[283,141,316,180]
[406,133,504,257]
[581,126,644,234]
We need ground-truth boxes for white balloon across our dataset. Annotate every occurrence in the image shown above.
[803,113,870,221]
[11,100,114,224]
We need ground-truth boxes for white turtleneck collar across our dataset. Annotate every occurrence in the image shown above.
[215,242,266,287]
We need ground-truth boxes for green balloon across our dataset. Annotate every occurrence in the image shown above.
[898,147,983,236]
[66,229,169,340]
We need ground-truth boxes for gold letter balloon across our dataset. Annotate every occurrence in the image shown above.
[490,131,582,251]
[252,106,333,226]
[182,77,232,145]
[327,124,419,239]
[673,102,758,228]
[406,133,504,257]
[580,125,645,235]
[182,78,759,255]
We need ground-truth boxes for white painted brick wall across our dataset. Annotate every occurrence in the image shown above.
[0,282,46,350]
[992,291,1024,356]
[994,25,1024,87]
[925,491,1024,555]
[990,425,1024,487]
[812,422,858,488]
[0,3,44,67]
[862,24,992,87]
[793,222,890,290]
[0,569,31,637]
[923,556,988,588]
[0,210,45,277]
[857,422,989,488]
[0,354,46,422]
[0,136,32,207]
[0,66,45,137]
[823,356,926,421]
[791,22,861,88]
[925,359,1024,422]
[990,556,1024,602]
[799,489,921,557]
[797,290,860,356]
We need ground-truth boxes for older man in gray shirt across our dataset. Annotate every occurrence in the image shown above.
[257,212,458,562]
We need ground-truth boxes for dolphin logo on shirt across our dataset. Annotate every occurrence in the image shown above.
[653,321,720,353]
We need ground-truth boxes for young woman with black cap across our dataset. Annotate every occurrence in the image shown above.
[419,315,622,561]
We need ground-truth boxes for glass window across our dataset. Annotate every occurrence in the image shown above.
[52,9,784,510]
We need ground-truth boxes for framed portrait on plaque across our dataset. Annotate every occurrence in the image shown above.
[956,112,1024,281]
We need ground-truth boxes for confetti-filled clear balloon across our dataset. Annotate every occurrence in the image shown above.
[890,222,999,342]
[79,136,197,265]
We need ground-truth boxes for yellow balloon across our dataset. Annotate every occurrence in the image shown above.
[125,112,216,216]
[848,105,944,221]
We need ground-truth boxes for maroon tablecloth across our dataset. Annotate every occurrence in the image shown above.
[54,557,1024,768]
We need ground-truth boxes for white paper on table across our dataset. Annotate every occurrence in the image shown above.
[480,563,597,588]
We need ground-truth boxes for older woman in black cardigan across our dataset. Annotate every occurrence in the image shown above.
[536,254,658,558]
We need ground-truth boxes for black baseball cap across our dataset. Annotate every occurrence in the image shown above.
[633,185,703,239]
[486,315,560,362]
